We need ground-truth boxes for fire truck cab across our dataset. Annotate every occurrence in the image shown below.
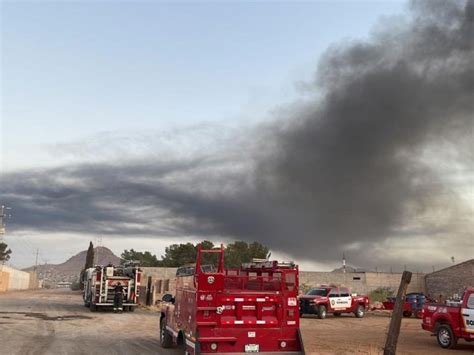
[160,244,305,354]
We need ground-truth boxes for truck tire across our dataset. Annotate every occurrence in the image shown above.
[403,311,412,317]
[436,324,458,349]
[354,305,365,318]
[333,312,341,317]
[317,305,327,319]
[160,319,173,348]
[89,303,97,312]
[129,306,135,312]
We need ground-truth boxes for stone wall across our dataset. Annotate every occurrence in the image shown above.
[424,259,474,299]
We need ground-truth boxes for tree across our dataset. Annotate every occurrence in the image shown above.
[121,249,162,267]
[80,241,94,289]
[224,241,270,268]
[0,242,12,262]
[85,241,95,269]
[160,242,197,267]
[159,240,216,267]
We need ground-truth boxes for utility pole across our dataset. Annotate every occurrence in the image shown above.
[35,249,39,271]
[0,205,11,241]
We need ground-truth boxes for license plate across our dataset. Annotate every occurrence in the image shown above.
[245,344,259,352]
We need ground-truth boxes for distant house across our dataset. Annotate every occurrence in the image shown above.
[424,259,474,299]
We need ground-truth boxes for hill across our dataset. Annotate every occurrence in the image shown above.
[24,246,121,283]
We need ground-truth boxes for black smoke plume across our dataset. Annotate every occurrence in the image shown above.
[1,0,473,270]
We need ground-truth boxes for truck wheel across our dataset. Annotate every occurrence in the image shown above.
[89,303,97,312]
[333,312,341,317]
[354,305,364,318]
[317,305,327,319]
[403,311,412,317]
[160,319,173,348]
[129,306,135,312]
[437,324,458,349]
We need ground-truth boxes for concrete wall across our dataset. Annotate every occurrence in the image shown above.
[28,271,39,289]
[141,267,177,305]
[425,259,474,299]
[0,271,9,292]
[300,271,425,295]
[0,266,31,291]
[141,267,426,302]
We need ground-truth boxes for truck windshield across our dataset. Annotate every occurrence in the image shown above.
[307,288,328,296]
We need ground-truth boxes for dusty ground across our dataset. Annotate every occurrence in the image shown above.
[0,289,473,355]
[0,289,179,355]
[300,312,474,355]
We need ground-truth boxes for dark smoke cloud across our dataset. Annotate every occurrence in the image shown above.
[1,0,473,270]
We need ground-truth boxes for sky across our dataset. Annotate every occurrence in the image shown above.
[1,0,472,271]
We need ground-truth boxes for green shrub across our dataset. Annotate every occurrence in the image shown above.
[369,287,394,302]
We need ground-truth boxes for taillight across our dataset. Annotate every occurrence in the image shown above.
[136,272,141,284]
[96,271,101,281]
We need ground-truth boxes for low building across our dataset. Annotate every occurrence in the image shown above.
[424,259,474,299]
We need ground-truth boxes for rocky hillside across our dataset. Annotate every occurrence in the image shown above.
[24,247,121,282]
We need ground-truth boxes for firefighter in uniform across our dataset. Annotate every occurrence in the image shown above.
[113,282,124,312]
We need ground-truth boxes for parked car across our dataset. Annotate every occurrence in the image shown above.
[383,292,426,318]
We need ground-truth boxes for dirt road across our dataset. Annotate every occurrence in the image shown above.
[300,313,474,354]
[0,289,178,355]
[1,289,473,354]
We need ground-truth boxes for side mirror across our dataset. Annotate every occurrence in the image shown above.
[162,293,174,303]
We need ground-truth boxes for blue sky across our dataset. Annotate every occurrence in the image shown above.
[2,1,405,169]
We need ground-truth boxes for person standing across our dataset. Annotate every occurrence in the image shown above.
[113,282,124,312]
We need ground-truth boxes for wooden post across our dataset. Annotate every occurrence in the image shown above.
[146,276,152,306]
[383,271,412,355]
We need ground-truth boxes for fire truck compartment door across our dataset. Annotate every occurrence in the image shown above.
[218,295,280,326]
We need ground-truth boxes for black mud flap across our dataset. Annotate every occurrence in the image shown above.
[298,328,306,355]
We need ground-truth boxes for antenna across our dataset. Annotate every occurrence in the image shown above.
[342,252,346,273]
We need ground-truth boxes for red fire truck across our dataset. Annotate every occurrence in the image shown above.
[159,244,305,354]
[83,264,142,312]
